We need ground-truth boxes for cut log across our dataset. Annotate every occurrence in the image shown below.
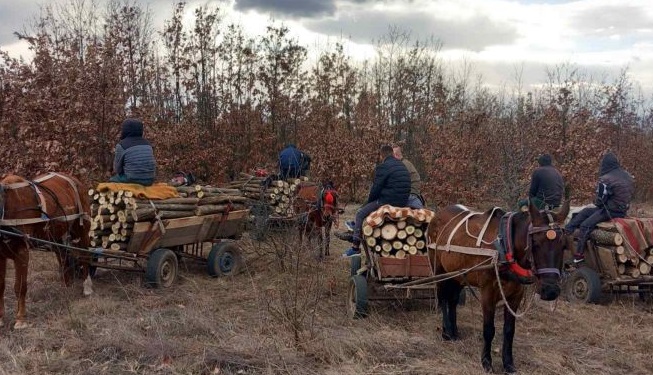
[617,253,628,263]
[381,251,391,258]
[372,228,382,238]
[362,225,374,237]
[403,244,410,251]
[195,204,244,216]
[639,262,651,275]
[590,229,623,246]
[626,266,641,278]
[406,235,417,246]
[374,245,382,252]
[198,195,247,205]
[392,241,403,250]
[647,255,653,264]
[381,223,398,240]
[381,241,392,252]
[395,250,406,259]
[397,230,407,240]
[365,237,377,247]
[110,242,128,251]
[414,228,423,238]
[131,208,194,221]
[415,240,425,250]
[396,220,407,230]
[405,225,415,235]
[408,246,418,255]
[617,263,626,275]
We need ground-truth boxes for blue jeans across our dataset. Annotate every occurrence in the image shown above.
[109,174,154,186]
[352,201,383,247]
[565,206,624,255]
[407,194,424,209]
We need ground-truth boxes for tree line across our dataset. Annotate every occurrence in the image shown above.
[1,0,652,208]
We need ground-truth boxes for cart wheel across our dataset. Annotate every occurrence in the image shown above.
[207,242,243,277]
[146,248,178,288]
[348,275,368,319]
[350,256,362,276]
[565,267,602,304]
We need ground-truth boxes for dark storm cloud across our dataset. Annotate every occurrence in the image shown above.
[234,0,337,18]
[306,10,518,51]
[573,5,653,36]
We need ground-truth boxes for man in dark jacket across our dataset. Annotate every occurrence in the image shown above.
[519,153,565,210]
[565,152,634,263]
[343,145,411,258]
[110,118,156,186]
[278,144,311,179]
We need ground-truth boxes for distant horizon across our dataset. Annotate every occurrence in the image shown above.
[2,0,652,97]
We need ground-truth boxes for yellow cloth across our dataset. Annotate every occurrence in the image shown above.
[95,182,179,200]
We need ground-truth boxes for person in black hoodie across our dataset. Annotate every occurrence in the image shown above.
[110,118,157,186]
[343,145,411,258]
[565,152,634,263]
[519,153,565,210]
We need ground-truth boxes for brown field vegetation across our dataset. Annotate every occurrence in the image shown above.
[1,207,652,375]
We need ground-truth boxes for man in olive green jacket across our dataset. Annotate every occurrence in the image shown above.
[393,145,424,208]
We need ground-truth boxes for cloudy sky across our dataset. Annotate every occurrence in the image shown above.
[1,0,652,94]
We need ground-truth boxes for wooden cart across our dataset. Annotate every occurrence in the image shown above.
[563,239,653,303]
[347,242,439,318]
[89,209,249,288]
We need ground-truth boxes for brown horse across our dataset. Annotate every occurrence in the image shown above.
[294,181,339,258]
[427,200,569,373]
[0,173,92,329]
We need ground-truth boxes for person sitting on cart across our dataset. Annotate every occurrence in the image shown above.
[278,143,311,180]
[393,144,424,209]
[110,118,157,186]
[565,151,634,264]
[343,144,411,258]
[518,153,564,211]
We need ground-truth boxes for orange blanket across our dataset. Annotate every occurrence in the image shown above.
[95,182,179,200]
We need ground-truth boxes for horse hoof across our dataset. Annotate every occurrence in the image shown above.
[482,359,493,373]
[504,365,517,374]
[14,321,29,330]
[441,332,460,341]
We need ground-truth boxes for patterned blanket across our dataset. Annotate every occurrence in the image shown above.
[364,205,435,227]
[597,218,653,255]
[95,182,180,200]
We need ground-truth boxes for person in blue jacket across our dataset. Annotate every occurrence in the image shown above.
[343,144,411,258]
[110,118,156,186]
[278,144,311,179]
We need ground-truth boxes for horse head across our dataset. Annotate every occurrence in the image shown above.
[319,181,338,221]
[516,200,570,301]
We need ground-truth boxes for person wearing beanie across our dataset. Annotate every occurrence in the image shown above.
[110,118,157,186]
[565,151,634,263]
[526,153,565,210]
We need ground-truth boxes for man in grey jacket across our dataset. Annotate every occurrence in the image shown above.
[393,145,424,208]
[110,118,156,186]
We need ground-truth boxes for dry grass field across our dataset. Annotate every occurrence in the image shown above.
[1,205,653,375]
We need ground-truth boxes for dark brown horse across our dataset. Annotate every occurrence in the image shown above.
[0,173,92,329]
[427,200,569,373]
[294,181,339,258]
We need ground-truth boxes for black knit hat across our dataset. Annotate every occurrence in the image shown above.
[120,118,144,139]
[538,154,552,166]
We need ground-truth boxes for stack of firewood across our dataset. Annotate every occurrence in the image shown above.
[88,185,246,251]
[226,173,308,218]
[362,217,429,259]
[591,228,652,277]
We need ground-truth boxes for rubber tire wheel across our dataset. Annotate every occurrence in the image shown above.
[350,256,362,277]
[207,242,243,277]
[348,275,368,319]
[566,267,602,304]
[146,248,178,288]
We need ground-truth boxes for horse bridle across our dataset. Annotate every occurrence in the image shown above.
[525,211,565,277]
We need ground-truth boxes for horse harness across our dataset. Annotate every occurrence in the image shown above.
[429,207,564,282]
[0,172,87,227]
